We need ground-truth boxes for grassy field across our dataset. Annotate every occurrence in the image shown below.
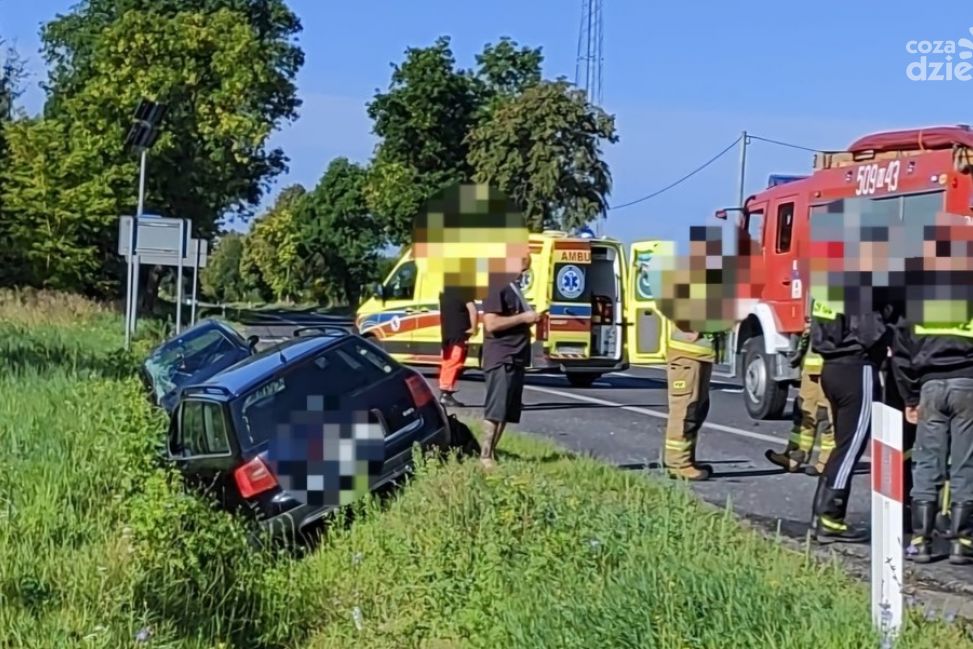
[1,288,972,648]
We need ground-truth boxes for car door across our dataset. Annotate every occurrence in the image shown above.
[762,195,804,332]
[364,255,419,358]
[625,239,674,365]
[168,398,240,509]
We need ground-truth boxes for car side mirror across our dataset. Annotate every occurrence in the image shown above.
[247,335,259,351]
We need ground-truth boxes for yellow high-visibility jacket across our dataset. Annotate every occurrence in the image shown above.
[668,326,716,363]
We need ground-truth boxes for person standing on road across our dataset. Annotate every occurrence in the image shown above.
[808,297,897,543]
[438,286,479,408]
[663,323,716,481]
[891,315,973,564]
[766,319,835,475]
[479,254,538,470]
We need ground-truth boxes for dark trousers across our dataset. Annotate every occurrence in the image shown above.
[820,361,882,494]
[912,378,973,504]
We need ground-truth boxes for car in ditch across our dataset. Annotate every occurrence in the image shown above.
[162,328,452,544]
[140,318,259,414]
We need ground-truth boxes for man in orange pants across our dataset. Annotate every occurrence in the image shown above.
[439,286,479,407]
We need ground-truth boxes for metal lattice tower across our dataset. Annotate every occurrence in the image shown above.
[575,0,604,106]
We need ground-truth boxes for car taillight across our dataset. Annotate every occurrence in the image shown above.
[234,456,279,499]
[537,312,550,341]
[405,373,434,408]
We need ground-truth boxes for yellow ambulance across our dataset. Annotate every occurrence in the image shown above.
[355,231,673,387]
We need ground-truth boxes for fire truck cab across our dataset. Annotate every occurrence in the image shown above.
[717,125,973,420]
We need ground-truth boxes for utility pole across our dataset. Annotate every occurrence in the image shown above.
[737,130,749,207]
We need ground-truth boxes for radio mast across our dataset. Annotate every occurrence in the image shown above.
[575,0,605,234]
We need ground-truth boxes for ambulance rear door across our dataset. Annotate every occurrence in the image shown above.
[545,239,593,361]
[625,240,672,365]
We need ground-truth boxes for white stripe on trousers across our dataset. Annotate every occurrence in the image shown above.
[834,364,873,490]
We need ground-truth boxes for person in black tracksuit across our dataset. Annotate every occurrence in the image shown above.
[890,315,973,564]
[809,300,898,543]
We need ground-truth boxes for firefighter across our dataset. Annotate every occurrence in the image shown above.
[891,315,973,564]
[808,297,898,543]
[765,320,835,475]
[663,324,716,481]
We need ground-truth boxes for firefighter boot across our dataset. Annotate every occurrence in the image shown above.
[906,500,937,564]
[811,480,869,544]
[664,438,711,481]
[766,399,811,472]
[948,502,973,565]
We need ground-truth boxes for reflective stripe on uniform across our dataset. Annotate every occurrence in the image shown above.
[803,351,823,373]
[915,320,973,339]
[812,300,838,320]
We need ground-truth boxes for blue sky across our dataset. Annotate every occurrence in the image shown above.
[2,1,972,247]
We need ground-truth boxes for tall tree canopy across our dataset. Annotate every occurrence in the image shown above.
[295,158,383,307]
[364,36,616,243]
[467,80,618,232]
[240,184,306,303]
[0,5,304,296]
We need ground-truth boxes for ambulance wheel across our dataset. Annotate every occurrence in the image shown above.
[741,336,788,420]
[566,373,601,388]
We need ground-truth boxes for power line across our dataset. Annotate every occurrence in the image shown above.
[747,133,820,153]
[608,136,742,211]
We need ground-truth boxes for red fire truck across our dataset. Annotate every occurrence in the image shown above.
[715,125,973,420]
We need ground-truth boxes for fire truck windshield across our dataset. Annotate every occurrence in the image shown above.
[809,189,945,271]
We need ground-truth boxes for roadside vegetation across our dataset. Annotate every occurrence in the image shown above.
[1,289,972,649]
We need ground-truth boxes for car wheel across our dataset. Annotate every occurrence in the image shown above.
[742,336,789,420]
[566,373,601,388]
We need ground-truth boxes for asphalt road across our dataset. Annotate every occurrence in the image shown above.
[237,310,973,609]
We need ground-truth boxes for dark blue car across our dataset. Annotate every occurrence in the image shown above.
[140,318,258,413]
[163,330,452,543]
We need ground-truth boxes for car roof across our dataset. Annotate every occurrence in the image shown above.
[181,333,354,400]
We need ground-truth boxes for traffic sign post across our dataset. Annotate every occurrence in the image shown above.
[122,97,168,350]
[118,216,200,341]
[871,401,905,646]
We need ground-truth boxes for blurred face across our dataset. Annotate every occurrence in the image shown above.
[412,183,529,299]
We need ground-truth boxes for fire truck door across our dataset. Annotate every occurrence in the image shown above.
[764,196,804,329]
[625,240,673,365]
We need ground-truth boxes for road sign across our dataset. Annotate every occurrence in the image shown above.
[871,401,904,645]
[118,215,191,258]
[119,228,208,268]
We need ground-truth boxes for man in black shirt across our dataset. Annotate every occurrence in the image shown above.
[480,254,538,469]
[438,286,478,407]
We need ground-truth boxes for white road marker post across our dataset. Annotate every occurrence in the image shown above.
[871,401,905,646]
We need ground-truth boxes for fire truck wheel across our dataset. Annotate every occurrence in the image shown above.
[566,372,601,388]
[741,335,789,420]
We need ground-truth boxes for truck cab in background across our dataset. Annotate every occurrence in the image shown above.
[718,125,973,420]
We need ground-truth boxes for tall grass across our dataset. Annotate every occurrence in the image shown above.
[0,292,971,648]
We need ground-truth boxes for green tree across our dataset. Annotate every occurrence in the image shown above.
[296,158,383,307]
[467,80,618,232]
[0,117,124,292]
[364,36,557,245]
[0,42,26,285]
[240,185,306,303]
[364,36,480,245]
[40,0,303,124]
[22,5,302,296]
[200,231,246,303]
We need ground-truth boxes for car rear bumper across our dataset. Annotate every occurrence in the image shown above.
[530,341,628,374]
[254,423,450,542]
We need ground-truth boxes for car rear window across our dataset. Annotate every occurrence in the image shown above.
[235,339,398,447]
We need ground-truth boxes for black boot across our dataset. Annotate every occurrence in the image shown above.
[811,479,869,544]
[907,500,937,563]
[949,502,973,565]
[439,391,466,408]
